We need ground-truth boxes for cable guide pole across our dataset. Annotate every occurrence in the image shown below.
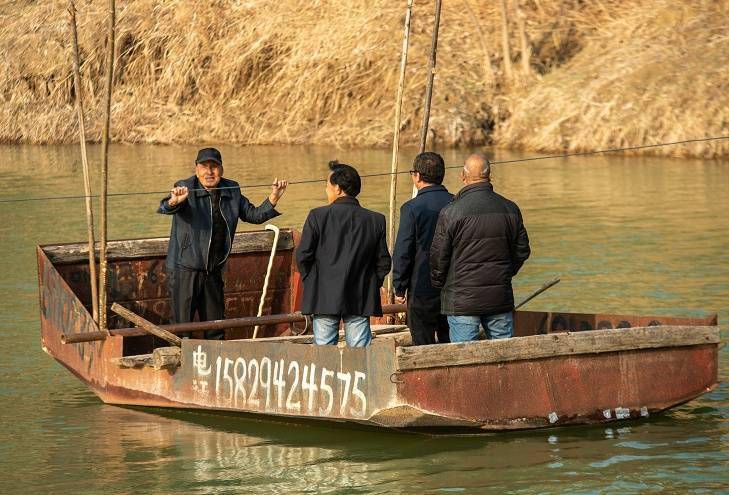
[387,0,415,304]
[68,0,99,323]
[98,0,116,333]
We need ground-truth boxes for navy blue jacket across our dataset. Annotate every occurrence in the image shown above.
[158,176,280,271]
[295,197,391,316]
[392,185,453,298]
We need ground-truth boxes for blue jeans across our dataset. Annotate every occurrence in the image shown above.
[313,315,372,347]
[447,312,514,343]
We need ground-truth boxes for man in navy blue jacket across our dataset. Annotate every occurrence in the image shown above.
[158,147,287,339]
[392,152,453,345]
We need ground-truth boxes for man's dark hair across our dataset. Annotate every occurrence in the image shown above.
[328,160,361,197]
[413,152,445,184]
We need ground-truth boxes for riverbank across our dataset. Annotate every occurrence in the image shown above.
[1,0,727,157]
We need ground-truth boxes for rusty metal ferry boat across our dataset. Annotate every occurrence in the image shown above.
[39,229,721,431]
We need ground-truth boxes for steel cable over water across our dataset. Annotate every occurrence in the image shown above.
[0,135,727,205]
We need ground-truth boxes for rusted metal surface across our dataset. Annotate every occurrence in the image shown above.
[38,231,722,432]
[395,344,718,430]
[55,251,294,335]
[63,304,408,343]
[42,232,295,264]
[513,310,717,336]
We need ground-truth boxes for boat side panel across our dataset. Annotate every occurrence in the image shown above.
[40,230,295,264]
[38,247,115,387]
[54,251,295,341]
[96,339,399,423]
[514,311,717,337]
[396,345,718,429]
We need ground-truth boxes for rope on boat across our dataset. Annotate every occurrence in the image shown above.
[0,135,727,205]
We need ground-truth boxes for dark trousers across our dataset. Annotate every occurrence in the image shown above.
[169,267,225,340]
[407,294,450,345]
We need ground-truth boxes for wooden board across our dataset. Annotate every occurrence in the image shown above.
[42,230,295,264]
[395,325,721,371]
[111,354,153,368]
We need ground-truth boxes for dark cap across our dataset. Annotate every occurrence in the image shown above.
[195,147,222,166]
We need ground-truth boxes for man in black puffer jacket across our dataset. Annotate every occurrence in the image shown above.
[430,153,530,342]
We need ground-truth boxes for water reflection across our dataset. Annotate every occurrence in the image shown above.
[11,399,722,494]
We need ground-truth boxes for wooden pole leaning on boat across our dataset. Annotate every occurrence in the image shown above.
[61,303,409,344]
[253,224,280,339]
[514,277,560,310]
[98,0,116,333]
[68,0,99,323]
[110,303,182,347]
[386,0,415,304]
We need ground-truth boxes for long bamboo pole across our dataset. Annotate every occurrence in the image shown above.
[412,0,444,199]
[387,0,414,303]
[98,0,116,332]
[68,1,99,323]
[418,0,443,154]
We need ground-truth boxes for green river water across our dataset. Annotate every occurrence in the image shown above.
[0,144,726,494]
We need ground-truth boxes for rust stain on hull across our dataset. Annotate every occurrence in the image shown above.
[396,345,718,430]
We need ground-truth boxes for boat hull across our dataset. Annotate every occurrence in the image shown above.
[38,232,721,432]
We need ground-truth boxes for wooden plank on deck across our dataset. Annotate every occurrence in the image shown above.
[395,326,720,371]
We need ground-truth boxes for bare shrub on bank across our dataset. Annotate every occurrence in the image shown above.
[0,0,726,157]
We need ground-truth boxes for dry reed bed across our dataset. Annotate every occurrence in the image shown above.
[0,0,727,157]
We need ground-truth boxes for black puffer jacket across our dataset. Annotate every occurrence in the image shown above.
[429,182,530,316]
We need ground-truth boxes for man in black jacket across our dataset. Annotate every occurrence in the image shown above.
[392,152,453,345]
[430,153,530,342]
[295,161,391,347]
[158,147,288,339]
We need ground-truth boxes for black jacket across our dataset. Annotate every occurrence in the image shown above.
[430,182,530,316]
[295,197,391,316]
[392,185,453,298]
[158,176,280,271]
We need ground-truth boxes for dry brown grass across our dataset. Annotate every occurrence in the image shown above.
[0,0,727,157]
[498,0,729,158]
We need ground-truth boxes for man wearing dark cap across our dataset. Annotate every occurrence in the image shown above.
[392,152,453,345]
[158,147,288,339]
[295,161,391,347]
